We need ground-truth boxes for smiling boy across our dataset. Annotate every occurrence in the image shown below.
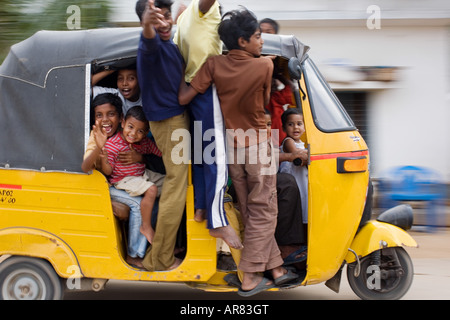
[101,106,164,245]
[81,93,123,173]
[92,67,142,116]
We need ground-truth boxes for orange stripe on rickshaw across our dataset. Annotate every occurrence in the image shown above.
[310,150,369,161]
[0,184,23,190]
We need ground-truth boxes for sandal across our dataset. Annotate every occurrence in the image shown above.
[274,269,299,286]
[238,277,275,297]
[282,246,307,266]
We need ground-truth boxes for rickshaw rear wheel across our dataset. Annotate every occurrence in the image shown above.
[347,247,413,300]
[0,256,64,300]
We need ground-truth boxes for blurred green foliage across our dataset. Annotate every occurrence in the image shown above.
[0,0,111,63]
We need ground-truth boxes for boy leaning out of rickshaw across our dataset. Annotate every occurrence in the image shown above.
[81,93,124,174]
[92,65,142,116]
[91,65,152,169]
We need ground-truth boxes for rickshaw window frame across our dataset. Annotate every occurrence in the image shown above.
[85,56,138,156]
[302,58,357,133]
[84,63,92,156]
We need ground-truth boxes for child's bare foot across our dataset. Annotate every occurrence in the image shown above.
[194,208,206,222]
[174,247,185,256]
[238,272,274,296]
[140,224,155,244]
[167,257,182,270]
[271,266,299,285]
[241,272,273,291]
[126,255,144,269]
[209,225,243,250]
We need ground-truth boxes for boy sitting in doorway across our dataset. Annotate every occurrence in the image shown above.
[100,106,165,245]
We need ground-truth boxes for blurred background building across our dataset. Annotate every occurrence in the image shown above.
[1,0,449,226]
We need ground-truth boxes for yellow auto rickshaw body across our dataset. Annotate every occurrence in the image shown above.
[345,220,418,264]
[0,29,416,299]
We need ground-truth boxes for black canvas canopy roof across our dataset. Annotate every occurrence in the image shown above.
[0,27,309,173]
[0,28,141,88]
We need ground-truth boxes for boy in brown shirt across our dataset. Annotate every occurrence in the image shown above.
[179,8,298,296]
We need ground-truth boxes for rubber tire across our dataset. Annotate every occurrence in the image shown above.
[0,256,64,300]
[347,247,413,300]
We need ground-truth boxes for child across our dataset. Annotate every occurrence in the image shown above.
[101,106,164,245]
[136,0,189,271]
[279,108,308,225]
[92,67,142,116]
[174,0,243,250]
[259,17,279,34]
[179,8,298,297]
[265,108,307,266]
[82,93,148,268]
[92,66,148,167]
[81,93,124,173]
[265,74,294,146]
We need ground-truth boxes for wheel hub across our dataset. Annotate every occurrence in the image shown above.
[3,269,46,300]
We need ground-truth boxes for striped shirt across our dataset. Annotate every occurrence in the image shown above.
[105,132,161,184]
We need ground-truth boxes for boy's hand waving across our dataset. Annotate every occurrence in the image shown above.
[142,0,167,39]
[92,119,108,150]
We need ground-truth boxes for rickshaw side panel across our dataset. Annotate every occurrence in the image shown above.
[0,168,221,283]
[307,157,369,283]
[0,228,80,278]
[0,169,125,279]
[298,74,371,285]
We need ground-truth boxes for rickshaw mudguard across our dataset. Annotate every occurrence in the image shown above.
[0,227,81,278]
[345,220,417,263]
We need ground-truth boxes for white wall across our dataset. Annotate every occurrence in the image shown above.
[281,24,450,181]
[111,0,450,23]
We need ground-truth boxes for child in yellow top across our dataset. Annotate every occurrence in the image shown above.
[174,0,243,250]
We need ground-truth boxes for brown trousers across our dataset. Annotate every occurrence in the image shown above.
[228,141,283,273]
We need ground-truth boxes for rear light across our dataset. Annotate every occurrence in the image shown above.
[337,156,368,173]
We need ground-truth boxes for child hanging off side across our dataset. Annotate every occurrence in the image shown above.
[179,7,299,297]
[173,0,243,250]
[100,106,165,244]
[279,108,308,225]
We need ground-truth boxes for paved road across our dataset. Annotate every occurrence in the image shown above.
[64,228,450,301]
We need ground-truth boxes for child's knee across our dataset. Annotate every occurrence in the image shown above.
[144,184,158,199]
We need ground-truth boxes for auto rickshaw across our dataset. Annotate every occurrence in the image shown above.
[0,27,417,300]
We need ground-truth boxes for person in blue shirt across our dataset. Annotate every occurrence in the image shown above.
[136,0,189,271]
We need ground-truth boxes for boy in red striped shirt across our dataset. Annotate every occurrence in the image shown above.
[101,106,165,245]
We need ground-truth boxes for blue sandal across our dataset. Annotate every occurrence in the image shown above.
[237,277,275,297]
[274,270,299,286]
[282,246,307,266]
